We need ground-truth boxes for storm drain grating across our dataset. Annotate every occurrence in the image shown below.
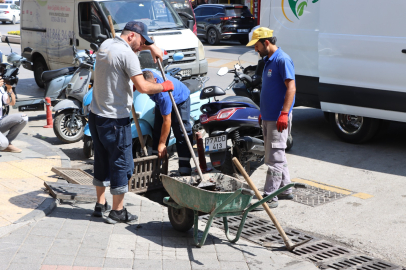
[291,240,352,262]
[292,185,352,207]
[200,214,313,246]
[51,167,93,185]
[317,255,403,270]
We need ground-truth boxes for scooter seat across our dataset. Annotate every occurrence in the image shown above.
[41,67,77,83]
[221,96,260,110]
[182,79,202,94]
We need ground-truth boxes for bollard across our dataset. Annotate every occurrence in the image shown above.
[43,97,53,128]
[196,131,212,173]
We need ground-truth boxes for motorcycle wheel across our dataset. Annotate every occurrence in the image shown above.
[53,112,85,144]
[215,147,250,177]
[83,136,94,158]
[286,134,293,151]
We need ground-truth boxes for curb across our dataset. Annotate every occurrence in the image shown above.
[1,34,20,44]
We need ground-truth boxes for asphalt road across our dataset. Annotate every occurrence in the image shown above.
[3,35,406,267]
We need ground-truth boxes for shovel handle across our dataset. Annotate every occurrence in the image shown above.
[232,157,295,251]
[156,58,204,182]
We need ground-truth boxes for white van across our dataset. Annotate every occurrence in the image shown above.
[20,0,208,88]
[4,0,20,6]
[259,0,406,143]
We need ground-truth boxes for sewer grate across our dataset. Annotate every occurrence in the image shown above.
[44,181,96,202]
[51,167,93,185]
[292,185,352,207]
[200,214,313,246]
[291,240,353,263]
[317,255,403,270]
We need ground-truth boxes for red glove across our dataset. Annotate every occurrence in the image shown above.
[276,112,289,132]
[161,81,174,92]
[258,114,262,127]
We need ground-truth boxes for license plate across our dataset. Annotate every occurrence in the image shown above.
[205,135,227,152]
[179,69,192,77]
[237,29,249,33]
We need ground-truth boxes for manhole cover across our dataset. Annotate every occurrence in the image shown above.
[44,182,96,202]
[200,214,313,246]
[292,186,352,207]
[52,167,93,185]
[318,255,403,270]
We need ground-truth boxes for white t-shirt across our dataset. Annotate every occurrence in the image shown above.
[0,87,10,119]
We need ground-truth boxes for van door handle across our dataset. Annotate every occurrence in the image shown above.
[402,49,406,54]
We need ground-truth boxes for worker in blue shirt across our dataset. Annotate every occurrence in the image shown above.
[247,27,296,209]
[142,70,193,176]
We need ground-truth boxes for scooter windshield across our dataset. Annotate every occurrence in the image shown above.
[238,50,261,67]
[99,0,186,33]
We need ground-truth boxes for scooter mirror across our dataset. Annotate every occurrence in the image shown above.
[90,43,99,53]
[173,52,184,62]
[217,67,228,76]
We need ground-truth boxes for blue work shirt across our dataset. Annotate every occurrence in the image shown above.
[260,48,295,121]
[147,70,190,116]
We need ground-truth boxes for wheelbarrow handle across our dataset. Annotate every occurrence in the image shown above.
[155,58,205,182]
[241,188,255,196]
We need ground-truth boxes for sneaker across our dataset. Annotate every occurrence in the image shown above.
[1,145,22,153]
[93,201,111,217]
[105,208,138,224]
[267,200,279,208]
[277,193,294,200]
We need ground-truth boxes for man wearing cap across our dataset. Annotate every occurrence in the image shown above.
[89,21,174,224]
[247,27,296,208]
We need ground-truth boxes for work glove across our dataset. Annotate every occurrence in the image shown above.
[276,112,289,132]
[161,81,174,92]
[258,114,262,127]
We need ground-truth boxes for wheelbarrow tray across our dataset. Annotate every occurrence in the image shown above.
[161,173,252,214]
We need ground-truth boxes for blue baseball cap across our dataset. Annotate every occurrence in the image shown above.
[124,21,154,45]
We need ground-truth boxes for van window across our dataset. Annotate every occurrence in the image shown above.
[99,0,185,32]
[78,3,107,43]
[194,8,202,16]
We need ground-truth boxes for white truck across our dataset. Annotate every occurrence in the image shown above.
[20,0,208,88]
[259,0,406,143]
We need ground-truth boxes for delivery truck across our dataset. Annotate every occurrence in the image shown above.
[20,0,208,88]
[258,0,406,143]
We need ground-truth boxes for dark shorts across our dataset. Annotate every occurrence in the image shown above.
[88,111,134,195]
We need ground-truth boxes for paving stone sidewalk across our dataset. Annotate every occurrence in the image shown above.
[0,191,318,270]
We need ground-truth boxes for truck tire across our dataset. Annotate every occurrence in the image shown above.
[33,57,48,88]
[207,28,220,45]
[83,136,94,158]
[329,113,380,144]
[53,111,85,143]
[168,206,194,232]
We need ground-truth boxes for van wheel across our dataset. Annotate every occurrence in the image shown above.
[329,113,380,144]
[207,28,220,45]
[11,16,16,25]
[33,57,48,88]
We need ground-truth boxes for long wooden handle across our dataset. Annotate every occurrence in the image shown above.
[107,15,147,157]
[232,157,295,250]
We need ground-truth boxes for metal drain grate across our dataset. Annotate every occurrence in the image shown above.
[292,186,352,207]
[52,167,93,185]
[291,240,352,263]
[318,255,403,270]
[200,214,313,246]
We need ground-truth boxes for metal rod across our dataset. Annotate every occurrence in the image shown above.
[156,59,204,182]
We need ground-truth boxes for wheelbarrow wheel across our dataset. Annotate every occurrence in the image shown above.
[168,206,194,232]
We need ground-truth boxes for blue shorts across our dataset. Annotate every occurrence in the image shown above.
[88,111,134,195]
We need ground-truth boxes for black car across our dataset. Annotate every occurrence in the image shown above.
[194,4,257,45]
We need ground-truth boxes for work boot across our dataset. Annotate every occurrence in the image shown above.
[93,201,111,217]
[277,193,294,200]
[267,200,278,208]
[105,207,138,224]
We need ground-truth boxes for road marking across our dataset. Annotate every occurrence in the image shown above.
[206,58,221,64]
[352,193,374,199]
[207,59,234,67]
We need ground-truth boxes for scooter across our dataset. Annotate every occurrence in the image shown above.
[82,50,210,158]
[52,45,96,144]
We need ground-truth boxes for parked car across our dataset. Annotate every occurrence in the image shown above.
[194,4,257,45]
[0,3,20,24]
[169,0,197,35]
[5,0,20,6]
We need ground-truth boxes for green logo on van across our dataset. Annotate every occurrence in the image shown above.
[36,0,48,7]
[282,0,319,22]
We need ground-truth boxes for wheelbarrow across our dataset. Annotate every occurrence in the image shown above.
[161,173,301,247]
